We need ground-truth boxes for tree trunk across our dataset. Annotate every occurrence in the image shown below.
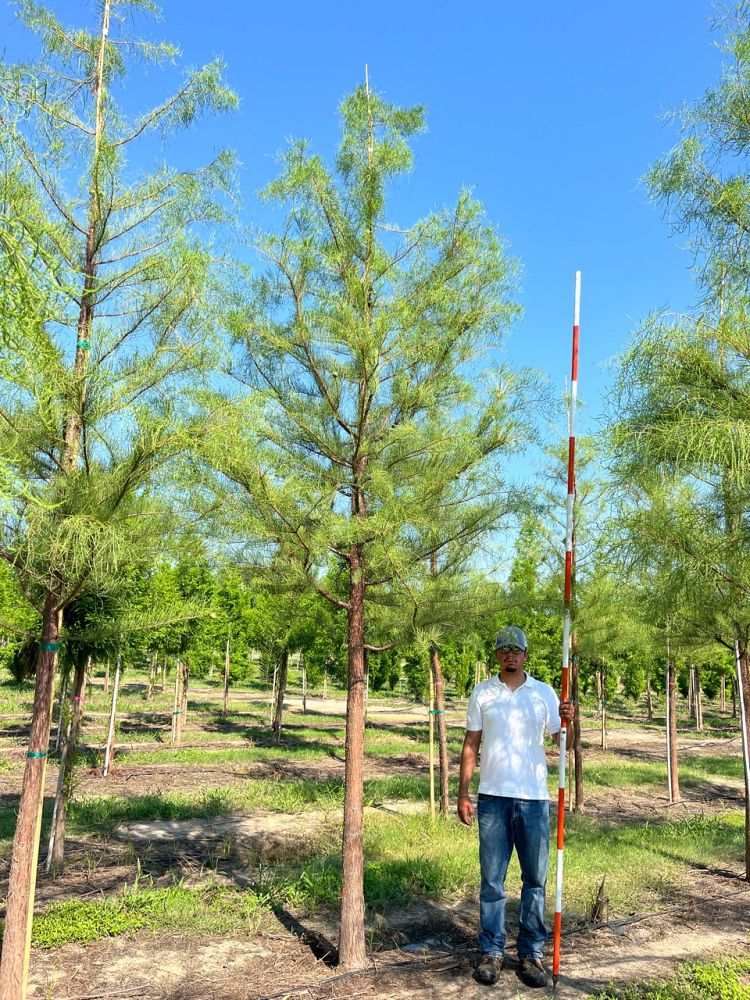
[735,641,750,881]
[646,676,654,722]
[322,669,328,700]
[161,655,167,693]
[0,591,61,998]
[430,644,449,816]
[571,636,584,813]
[599,666,607,751]
[223,635,230,720]
[721,673,727,713]
[302,657,307,714]
[688,664,694,718]
[102,653,121,778]
[666,641,681,804]
[272,648,289,744]
[47,656,86,871]
[338,540,367,970]
[103,659,110,696]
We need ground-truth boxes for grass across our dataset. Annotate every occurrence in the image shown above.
[24,882,269,948]
[595,958,750,999]
[579,755,744,791]
[14,808,746,950]
[67,775,434,835]
[559,811,744,918]
[237,808,745,921]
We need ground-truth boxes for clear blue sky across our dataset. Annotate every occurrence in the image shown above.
[2,1,726,432]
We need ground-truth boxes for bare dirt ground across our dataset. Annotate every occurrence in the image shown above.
[28,870,750,999]
[3,699,747,999]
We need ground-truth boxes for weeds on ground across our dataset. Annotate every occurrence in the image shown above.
[595,957,750,999]
[24,881,269,948]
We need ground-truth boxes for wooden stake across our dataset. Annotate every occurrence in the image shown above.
[54,672,68,753]
[171,659,181,747]
[428,668,435,821]
[223,634,230,720]
[102,653,121,777]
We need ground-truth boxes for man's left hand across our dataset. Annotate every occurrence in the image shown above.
[560,700,575,724]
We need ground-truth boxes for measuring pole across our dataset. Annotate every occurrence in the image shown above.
[553,271,580,988]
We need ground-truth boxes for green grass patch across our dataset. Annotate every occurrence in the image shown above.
[119,744,330,765]
[26,883,268,948]
[579,754,744,791]
[560,812,744,917]
[68,775,432,836]
[16,809,747,949]
[595,957,750,999]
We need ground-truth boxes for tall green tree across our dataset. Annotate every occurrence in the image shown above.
[0,3,236,994]
[206,83,521,967]
[611,3,750,871]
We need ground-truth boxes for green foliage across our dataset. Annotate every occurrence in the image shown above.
[27,884,267,949]
[595,958,750,1000]
[201,81,527,681]
[0,0,237,625]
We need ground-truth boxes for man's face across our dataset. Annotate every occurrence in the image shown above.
[496,646,528,673]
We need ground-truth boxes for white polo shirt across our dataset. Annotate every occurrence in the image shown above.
[466,673,561,801]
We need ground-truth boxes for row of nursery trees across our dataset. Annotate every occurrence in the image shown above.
[1,0,750,994]
[2,546,740,707]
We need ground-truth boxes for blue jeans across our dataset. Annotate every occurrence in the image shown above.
[477,794,550,960]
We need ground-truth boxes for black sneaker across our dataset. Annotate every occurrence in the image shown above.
[517,957,548,988]
[475,954,505,984]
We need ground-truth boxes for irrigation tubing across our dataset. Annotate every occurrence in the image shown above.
[553,270,580,987]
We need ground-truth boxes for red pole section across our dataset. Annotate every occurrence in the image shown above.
[553,270,580,987]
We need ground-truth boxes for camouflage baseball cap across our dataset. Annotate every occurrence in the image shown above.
[495,625,527,651]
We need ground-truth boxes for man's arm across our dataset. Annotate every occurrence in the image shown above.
[457,730,481,825]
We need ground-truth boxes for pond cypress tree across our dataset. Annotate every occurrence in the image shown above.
[0,2,236,994]
[207,83,522,968]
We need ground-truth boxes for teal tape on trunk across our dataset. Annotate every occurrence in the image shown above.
[40,641,60,652]
[26,750,48,759]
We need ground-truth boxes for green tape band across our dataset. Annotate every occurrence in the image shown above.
[172,711,182,716]
[78,339,92,350]
[40,641,60,652]
[26,750,48,759]
[430,709,444,715]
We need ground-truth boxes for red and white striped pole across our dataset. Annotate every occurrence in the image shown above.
[552,270,580,988]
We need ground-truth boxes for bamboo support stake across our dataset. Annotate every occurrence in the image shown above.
[223,635,230,719]
[734,640,750,880]
[54,673,68,753]
[171,659,181,747]
[428,669,436,821]
[553,270,580,988]
[269,665,278,726]
[102,653,121,778]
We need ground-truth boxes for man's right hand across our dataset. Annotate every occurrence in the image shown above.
[457,794,474,825]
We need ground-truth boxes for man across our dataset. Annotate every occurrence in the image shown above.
[457,625,574,989]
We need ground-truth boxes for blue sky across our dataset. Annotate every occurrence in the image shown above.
[2,1,726,434]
